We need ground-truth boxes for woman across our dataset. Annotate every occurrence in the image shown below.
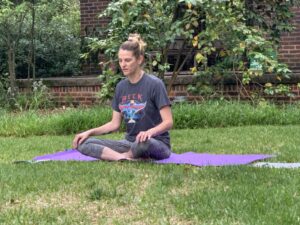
[72,34,173,161]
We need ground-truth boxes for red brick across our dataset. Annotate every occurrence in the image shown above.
[289,50,300,54]
[288,58,300,62]
[282,46,296,50]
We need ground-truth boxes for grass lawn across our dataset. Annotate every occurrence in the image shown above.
[1,126,300,224]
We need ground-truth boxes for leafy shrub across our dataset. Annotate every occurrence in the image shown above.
[97,68,123,103]
[0,79,54,111]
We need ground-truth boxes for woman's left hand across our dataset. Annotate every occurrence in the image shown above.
[136,129,155,143]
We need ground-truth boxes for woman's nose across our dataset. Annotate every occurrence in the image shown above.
[120,61,125,67]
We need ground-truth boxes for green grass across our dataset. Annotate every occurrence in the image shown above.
[172,101,300,128]
[1,101,300,136]
[1,126,300,224]
[0,107,112,137]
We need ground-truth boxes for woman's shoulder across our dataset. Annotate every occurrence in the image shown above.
[144,73,164,85]
[116,78,128,88]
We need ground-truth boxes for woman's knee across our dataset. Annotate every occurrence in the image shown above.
[131,141,150,158]
[77,141,87,153]
[77,138,101,153]
[77,141,103,159]
[131,139,171,160]
[155,147,171,160]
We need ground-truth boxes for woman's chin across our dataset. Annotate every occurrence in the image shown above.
[122,71,130,76]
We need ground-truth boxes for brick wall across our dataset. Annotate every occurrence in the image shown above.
[80,1,300,72]
[18,77,101,106]
[80,0,110,37]
[17,73,300,106]
[278,7,300,70]
[17,2,300,105]
[80,0,110,75]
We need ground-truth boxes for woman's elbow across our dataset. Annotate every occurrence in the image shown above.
[167,118,173,130]
[108,121,121,133]
[112,124,121,132]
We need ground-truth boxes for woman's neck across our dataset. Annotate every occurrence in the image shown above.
[128,70,144,84]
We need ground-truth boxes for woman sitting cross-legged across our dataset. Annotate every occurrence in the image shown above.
[72,34,173,161]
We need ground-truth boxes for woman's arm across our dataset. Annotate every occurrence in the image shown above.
[87,110,122,136]
[136,105,173,142]
[72,110,122,148]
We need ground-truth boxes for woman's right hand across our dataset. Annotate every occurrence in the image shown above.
[72,131,90,149]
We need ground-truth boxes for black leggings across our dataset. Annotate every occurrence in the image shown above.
[77,138,171,160]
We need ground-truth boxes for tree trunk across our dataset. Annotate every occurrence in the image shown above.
[31,0,36,81]
[7,45,16,91]
[158,47,168,81]
[27,0,36,82]
[167,47,194,95]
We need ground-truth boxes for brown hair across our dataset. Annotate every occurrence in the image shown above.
[119,34,147,58]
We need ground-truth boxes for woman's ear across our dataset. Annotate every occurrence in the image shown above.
[138,55,144,65]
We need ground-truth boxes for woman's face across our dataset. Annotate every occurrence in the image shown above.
[118,49,143,77]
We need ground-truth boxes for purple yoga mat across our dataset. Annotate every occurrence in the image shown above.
[33,149,273,167]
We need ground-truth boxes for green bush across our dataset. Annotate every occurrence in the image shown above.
[0,80,54,111]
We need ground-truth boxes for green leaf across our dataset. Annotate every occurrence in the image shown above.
[195,53,204,64]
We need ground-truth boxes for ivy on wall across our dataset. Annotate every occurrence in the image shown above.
[84,0,300,101]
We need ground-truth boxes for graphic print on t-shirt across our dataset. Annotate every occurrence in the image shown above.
[119,94,146,123]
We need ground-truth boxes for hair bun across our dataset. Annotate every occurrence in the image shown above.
[128,33,147,54]
[128,33,140,42]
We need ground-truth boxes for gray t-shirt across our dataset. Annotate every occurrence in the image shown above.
[112,73,171,147]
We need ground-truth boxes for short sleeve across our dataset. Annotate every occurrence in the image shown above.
[111,83,121,112]
[153,78,171,109]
